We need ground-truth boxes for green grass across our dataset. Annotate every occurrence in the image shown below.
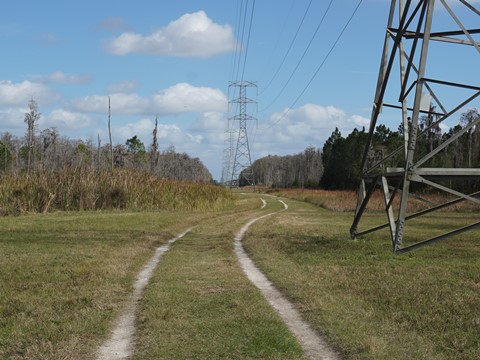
[0,210,212,359]
[3,190,478,359]
[132,203,304,359]
[242,197,480,359]
[0,196,304,359]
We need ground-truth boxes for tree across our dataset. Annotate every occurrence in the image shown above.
[460,108,480,168]
[150,116,159,172]
[126,135,146,154]
[0,141,11,171]
[24,98,41,172]
[126,135,146,168]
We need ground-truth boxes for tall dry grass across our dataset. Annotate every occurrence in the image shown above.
[271,188,480,213]
[0,168,233,215]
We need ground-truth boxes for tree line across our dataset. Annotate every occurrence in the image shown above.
[243,108,479,191]
[0,99,213,183]
[241,145,323,188]
[321,108,480,191]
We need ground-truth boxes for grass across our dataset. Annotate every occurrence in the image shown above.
[0,196,303,359]
[0,168,233,214]
[272,188,480,213]
[2,189,479,359]
[242,197,480,359]
[132,198,304,359]
[0,210,213,359]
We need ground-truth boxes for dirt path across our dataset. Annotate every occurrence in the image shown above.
[96,229,192,360]
[234,199,340,360]
[96,197,338,359]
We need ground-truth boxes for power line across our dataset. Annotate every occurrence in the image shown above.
[259,0,313,96]
[230,0,244,83]
[235,0,250,82]
[265,0,363,130]
[241,0,256,82]
[260,0,334,112]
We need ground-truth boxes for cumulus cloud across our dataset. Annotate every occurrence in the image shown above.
[0,108,27,130]
[37,71,92,84]
[152,83,227,114]
[268,104,368,137]
[71,83,227,116]
[0,80,59,106]
[189,111,226,143]
[71,93,150,115]
[114,118,188,145]
[252,104,369,157]
[106,11,236,58]
[43,109,93,130]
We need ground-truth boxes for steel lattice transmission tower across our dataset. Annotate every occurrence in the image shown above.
[350,0,480,255]
[221,118,236,185]
[228,81,257,188]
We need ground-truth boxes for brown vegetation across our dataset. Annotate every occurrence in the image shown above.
[270,188,480,213]
[0,167,233,215]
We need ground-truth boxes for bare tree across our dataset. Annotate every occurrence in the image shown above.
[150,116,159,172]
[108,96,113,172]
[24,98,41,172]
[460,108,480,168]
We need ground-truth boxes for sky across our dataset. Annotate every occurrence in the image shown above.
[1,0,478,180]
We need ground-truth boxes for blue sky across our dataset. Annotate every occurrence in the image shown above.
[1,0,478,180]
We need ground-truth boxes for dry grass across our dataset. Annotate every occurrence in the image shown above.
[271,188,480,213]
[0,168,233,215]
[0,210,212,359]
[243,198,480,359]
[133,204,304,359]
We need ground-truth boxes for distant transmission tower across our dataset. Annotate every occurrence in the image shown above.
[350,0,480,255]
[229,81,257,188]
[221,118,236,185]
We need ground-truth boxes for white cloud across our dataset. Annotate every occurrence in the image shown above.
[114,118,187,146]
[106,80,140,93]
[37,71,92,84]
[72,93,150,115]
[0,108,26,130]
[251,104,369,157]
[106,11,236,58]
[71,83,227,116]
[192,111,226,133]
[152,83,227,114]
[43,109,93,130]
[0,80,59,106]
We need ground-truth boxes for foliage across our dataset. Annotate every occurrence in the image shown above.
[0,141,12,171]
[321,128,369,190]
[0,167,233,215]
[244,145,323,188]
[1,130,213,183]
[320,108,480,191]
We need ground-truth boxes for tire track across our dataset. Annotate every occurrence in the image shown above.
[96,228,192,360]
[234,199,339,360]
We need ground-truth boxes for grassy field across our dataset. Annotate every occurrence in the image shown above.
[0,196,303,359]
[132,197,303,359]
[1,190,479,359]
[243,197,480,359]
[0,210,215,359]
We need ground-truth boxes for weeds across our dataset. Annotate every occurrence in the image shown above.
[271,188,480,213]
[0,168,233,215]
